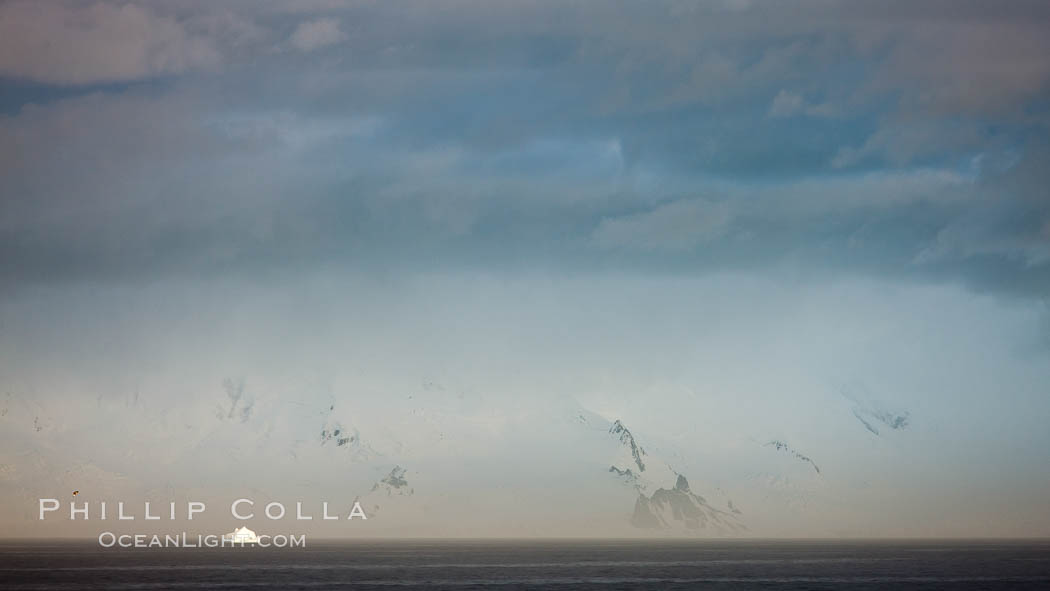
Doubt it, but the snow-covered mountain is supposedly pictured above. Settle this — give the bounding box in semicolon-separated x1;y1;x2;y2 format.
0;376;919;537
602;418;745;533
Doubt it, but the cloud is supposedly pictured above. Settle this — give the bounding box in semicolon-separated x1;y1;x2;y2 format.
913;146;1050;269
831;121;985;168
289;18;347;52
0;0;1048;302
0;1;220;85
768;90;841;119
592;199;731;252
868;19;1050;115
768;90;805;118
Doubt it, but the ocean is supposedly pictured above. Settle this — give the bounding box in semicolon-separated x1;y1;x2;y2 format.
2;539;1048;589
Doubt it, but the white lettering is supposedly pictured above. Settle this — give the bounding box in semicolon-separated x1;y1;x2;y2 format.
70;502;89;520
231;498;253;520
39;499;59;520
264;502;285;520
187;502;205;520
322;502;337;520
98;531;116;547
347;501;368;520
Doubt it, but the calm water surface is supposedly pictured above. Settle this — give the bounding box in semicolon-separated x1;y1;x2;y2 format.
2;539;1048;590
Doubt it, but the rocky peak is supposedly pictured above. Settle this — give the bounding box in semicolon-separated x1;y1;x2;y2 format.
609;419;646;472
675;474;690;492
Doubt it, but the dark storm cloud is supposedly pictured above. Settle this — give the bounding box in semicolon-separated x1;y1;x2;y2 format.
1;0;1048;297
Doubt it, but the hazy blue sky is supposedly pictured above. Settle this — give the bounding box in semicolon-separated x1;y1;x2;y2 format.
1;1;1049;537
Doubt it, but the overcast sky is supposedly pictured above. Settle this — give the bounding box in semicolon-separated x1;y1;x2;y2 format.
1;0;1048;292
1;1;1049;537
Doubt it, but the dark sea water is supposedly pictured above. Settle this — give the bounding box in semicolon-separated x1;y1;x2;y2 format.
2;539;1049;590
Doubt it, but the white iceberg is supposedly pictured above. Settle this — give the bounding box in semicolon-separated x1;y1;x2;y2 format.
222;526;260;544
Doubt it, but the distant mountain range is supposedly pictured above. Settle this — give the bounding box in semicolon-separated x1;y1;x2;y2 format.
0;378;911;537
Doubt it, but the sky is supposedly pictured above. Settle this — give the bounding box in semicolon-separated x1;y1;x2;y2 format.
1;1;1049;538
